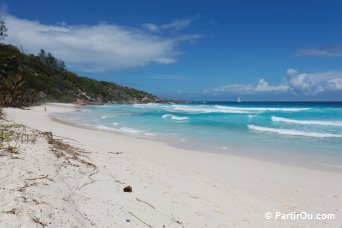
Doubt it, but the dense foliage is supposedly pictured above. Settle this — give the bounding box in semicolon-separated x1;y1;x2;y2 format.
0;44;161;106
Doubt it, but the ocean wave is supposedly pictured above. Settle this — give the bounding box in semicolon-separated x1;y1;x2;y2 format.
168;105;251;114
162;114;189;120
214;105;310;112
49;103;76;107
248;125;342;138
180;137;187;142
119;127;142;134
95;125;154;135
95;125;117;131
133;103;165;108
172;116;188;120
272;116;342;127
101;115;107;119
166;105;310;114
248;115;256;119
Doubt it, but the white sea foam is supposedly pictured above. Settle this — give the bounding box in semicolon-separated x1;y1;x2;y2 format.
119;127;142;134
162;114;189;120
168;105;251;114
101;115;107;119
144;132;157;136
166;105;309;114
133;103;165;108
48;103;76;107
248;125;342;138
180;138;187;142
112;122;119;125
248;115;256;119
214;105;310;112
96;125;116;131
161;114;171;118
272;116;342;127
95;125;151;135
171;116;188;120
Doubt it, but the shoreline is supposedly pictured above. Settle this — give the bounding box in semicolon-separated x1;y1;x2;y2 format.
53;114;342;174
51;104;342;173
3;103;342;227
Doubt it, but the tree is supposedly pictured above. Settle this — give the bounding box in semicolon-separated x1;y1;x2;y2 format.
1;56;19;77
37;49;66;71
38;49;46;62
0;75;27;107
0;20;8;41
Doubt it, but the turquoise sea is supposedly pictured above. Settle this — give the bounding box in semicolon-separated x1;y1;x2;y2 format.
53;102;342;171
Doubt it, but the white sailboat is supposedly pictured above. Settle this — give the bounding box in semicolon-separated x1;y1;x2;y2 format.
237;97;241;103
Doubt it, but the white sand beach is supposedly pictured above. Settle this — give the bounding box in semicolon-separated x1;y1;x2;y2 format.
1;103;341;227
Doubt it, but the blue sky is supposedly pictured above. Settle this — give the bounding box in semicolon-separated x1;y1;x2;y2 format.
1;0;342;101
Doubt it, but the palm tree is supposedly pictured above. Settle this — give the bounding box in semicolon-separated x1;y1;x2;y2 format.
0;75;27;107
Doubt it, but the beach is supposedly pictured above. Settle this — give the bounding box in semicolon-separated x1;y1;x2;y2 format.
1;103;341;227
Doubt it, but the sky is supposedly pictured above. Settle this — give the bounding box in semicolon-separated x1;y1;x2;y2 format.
1;0;342;101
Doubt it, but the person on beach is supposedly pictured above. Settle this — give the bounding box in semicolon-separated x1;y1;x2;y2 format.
44;107;47;112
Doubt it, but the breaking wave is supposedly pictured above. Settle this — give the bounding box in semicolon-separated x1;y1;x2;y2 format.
272;116;342;127
162;114;189;121
166;105;310;114
95;125;154;136
248;125;342;138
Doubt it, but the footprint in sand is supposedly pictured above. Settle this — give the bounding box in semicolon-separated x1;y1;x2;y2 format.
163;192;175;198
194;211;204;218
171;200;183;206
163;192;170;197
219;224;229;228
214;210;224;215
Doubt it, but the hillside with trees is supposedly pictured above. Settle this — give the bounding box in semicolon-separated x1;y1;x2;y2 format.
0;21;163;107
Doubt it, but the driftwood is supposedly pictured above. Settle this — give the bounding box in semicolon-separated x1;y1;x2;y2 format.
25;175;49;181
32;217;47;226
136;198;155;209
108;151;123;155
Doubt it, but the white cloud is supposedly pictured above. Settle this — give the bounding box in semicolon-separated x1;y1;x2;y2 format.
286;69;342;95
2;14;199;72
286;68;298;76
303;70;342;82
286;70;323;95
209;79;287;94
206;69;342;96
142;18;193;32
255;79;288;92
293;45;342;57
141;23;159;32
211;84;254;94
327;78;342;90
160;19;193;30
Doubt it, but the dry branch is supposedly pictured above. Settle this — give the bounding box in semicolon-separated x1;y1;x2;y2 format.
129;211;153;228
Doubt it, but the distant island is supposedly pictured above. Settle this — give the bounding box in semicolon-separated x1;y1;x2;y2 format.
0;43;168;107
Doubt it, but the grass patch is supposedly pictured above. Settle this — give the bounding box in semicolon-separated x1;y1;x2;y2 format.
0;115;38;155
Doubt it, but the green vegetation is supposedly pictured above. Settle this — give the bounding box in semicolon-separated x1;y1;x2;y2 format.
0;120;38;154
0;20;162;107
0;44;161;106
